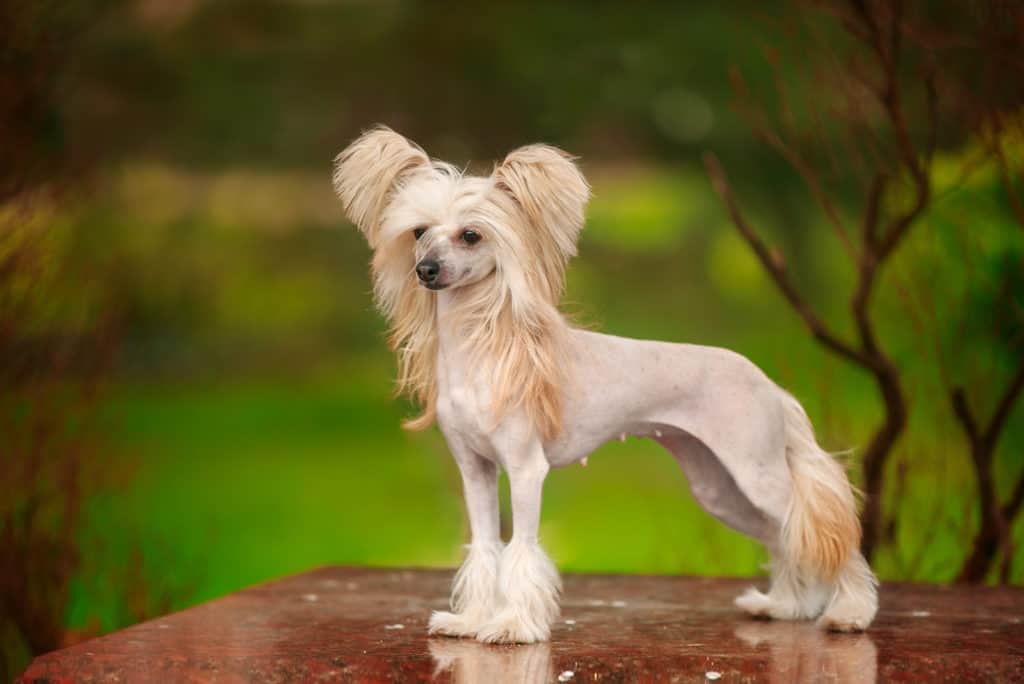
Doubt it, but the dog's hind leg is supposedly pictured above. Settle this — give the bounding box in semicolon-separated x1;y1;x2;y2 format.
816;549;877;632
737;394;878;630
736;546;876;632
654;427;828;619
429;448;503;638
476;443;561;644
734;554;832;621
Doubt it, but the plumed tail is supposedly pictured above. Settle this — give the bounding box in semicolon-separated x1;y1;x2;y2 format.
780;392;862;580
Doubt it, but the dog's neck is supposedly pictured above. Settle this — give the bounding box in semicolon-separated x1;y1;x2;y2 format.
434;288;460;359
432;286;481;399
428;278;569;440
431;276;498;352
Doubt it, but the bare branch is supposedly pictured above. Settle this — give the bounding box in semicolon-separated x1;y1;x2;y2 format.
953;357;1024;583
755;127;860;259
848;0;883;58
888;0;903;77
923;71;939;163
983;359;1024;450
704;153;872;369
1004;468;1024;523
875;81;931;262
1001;457;1024;582
951;387;981;450
863;172;887;248
993;134;1024;230
728;68;860;259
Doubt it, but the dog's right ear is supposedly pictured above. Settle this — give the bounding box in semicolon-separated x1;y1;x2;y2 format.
492;144;590;262
332;126;430;247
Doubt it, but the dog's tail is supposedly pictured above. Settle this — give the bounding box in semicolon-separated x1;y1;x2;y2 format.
779;391;861;579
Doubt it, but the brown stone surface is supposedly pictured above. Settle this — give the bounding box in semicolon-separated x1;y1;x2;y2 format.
17;566;1024;683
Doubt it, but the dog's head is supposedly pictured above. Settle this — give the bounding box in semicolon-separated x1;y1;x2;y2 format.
333;126;589;436
332;126;590;305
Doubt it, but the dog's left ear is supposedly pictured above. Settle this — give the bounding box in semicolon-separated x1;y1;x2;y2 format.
333;126;431;248
493;144;590;258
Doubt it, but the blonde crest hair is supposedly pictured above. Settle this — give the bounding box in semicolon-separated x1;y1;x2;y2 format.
333;127;590;440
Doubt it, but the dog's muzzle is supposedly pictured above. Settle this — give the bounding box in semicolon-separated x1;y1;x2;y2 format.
416;259;443;287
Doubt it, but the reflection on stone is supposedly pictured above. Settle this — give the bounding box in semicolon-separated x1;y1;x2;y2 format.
734;620;878;683
429;638;552;684
22;569;1024;682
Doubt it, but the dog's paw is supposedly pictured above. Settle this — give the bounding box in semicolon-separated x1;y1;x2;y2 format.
817;614;869;632
475;612;550;644
734;587;776;619
428;610;480;638
817;594;876;632
735;585;824;621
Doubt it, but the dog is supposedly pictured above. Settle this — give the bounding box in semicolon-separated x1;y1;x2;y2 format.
332;126;878;644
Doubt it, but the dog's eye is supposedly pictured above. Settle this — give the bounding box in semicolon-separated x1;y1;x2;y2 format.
413;226;428;240
460;229;481;245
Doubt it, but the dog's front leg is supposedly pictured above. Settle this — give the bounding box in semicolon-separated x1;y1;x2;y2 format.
477;443;561;644
429;448;502;638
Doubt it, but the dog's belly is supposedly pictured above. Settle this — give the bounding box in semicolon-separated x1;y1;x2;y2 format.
543;429;612;468
541;328;792;531
543;413;699;469
543;328;715;467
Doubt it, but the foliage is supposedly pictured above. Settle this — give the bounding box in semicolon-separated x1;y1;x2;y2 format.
0;201;117;680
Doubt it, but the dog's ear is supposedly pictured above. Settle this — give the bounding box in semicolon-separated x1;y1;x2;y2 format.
333;126;430;247
493;144;590;258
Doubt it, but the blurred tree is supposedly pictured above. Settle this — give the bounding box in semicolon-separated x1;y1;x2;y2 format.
0;1;120;201
1;1;128;679
706;0;1024;567
0;213;118;676
947;124;1024;582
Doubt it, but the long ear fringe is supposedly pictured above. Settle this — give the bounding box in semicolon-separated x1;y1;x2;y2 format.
493;144;590;263
450;274;571;442
333;126;437;430
481;144;587;439
371;241;438;431
332;125;429;247
492;312;567;442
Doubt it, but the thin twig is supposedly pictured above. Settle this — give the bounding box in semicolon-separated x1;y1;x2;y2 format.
729;68;860;260
704;153;871;368
951;387;981;449
992;133;1024;230
984;360;1024;450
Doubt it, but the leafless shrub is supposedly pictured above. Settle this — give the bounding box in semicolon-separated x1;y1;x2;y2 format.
705;0;1024;566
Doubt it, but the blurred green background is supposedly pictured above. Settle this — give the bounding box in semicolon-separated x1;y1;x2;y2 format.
3;0;1023;677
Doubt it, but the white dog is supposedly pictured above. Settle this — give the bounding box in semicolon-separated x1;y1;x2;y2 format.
332;126;878;644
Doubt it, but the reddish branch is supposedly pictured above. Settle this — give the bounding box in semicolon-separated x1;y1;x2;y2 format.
705;154;912;560
952;362;1024;582
703;0;942;562
705;156;870;370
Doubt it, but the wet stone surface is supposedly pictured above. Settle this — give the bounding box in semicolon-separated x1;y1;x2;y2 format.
18;567;1024;683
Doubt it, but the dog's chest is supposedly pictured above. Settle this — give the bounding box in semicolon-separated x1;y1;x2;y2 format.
437;385;495;453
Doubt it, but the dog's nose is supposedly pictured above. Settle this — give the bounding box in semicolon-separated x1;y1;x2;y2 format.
416;259;440;283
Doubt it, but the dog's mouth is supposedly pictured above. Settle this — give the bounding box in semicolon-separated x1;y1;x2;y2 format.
422;281;450;291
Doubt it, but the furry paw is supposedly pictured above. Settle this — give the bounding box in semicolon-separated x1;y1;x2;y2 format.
817;614;869;633
735;584;829;621
817;594;876;632
734;587;777;619
475;611;550;644
428;610;480;638
818;552;878;632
